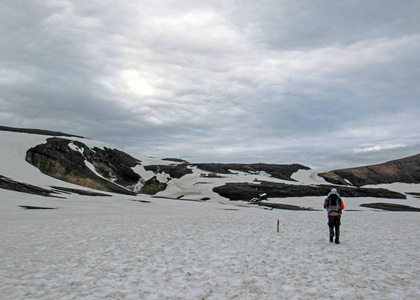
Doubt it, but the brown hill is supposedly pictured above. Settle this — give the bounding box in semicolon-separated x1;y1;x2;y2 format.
318;153;420;186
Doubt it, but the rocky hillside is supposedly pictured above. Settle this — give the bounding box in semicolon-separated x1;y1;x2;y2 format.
1;126;418;206
26;137;140;195
318;153;420;186
192;163;310;181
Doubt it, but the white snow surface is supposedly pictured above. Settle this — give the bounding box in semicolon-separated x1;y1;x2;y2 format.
1;130;420;299
1;193;419;299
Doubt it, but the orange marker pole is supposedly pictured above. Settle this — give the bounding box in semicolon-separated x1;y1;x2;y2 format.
277;220;279;233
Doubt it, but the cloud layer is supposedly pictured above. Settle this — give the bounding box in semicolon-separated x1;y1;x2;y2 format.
1;0;419;169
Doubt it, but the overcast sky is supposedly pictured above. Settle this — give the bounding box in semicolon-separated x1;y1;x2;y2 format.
1;0;419;169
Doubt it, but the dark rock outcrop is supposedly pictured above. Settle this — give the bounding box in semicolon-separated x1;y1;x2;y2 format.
213;181;406;201
407;192;420;198
360;203;420;212
0;125;84;138
319;153;420;186
84;146;141;186
192;163;310;181
19;205;57;210
25;138;139;195
51;186;112;197
253;202;316;211
144;164;193;179
163;158;189;163
0;175;62;198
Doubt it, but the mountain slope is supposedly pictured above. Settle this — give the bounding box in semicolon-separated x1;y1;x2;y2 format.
0;128;171;198
0;127;312;201
25;137;140;195
319;153;420;186
1;126;419;207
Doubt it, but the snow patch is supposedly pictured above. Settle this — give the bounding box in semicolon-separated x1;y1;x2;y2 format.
291;169;329;185
68;142;84;155
84;161;107;180
128;179;144;193
132;165;155;182
344;178;353;185
156;172;170;183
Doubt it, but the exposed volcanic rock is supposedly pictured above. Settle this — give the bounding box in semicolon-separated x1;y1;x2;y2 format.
0;125;84;138
25;138;139;195
50;186;112;197
213;182;406;201
162;158;189;163
319;153;420;186
144;164;193;179
192;163;310;181
360;203;420;212
0;175;62;198
84;146;141;186
254;202;316;211
19;205;57;210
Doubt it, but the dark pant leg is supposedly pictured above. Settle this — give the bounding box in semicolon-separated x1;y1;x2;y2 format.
328;216;335;237
335;223;340;240
334;216;341;242
328;215;341;238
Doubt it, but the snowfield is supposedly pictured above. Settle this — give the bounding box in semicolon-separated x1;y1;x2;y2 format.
1;130;420;299
1;192;419;299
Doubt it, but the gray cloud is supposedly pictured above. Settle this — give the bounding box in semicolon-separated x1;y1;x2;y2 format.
1;0;419;170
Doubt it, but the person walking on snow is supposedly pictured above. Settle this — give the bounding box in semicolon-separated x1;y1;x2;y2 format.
324;188;345;244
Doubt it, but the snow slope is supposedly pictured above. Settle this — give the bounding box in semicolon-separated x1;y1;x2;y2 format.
1;130;420;299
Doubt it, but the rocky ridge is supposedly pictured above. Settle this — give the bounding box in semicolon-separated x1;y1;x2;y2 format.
319;153;420;186
25;137;139;195
192;163;310;181
1;126;419;209
213;181;406;201
0;125;84;138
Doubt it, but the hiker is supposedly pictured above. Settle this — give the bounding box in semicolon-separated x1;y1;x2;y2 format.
323;188;345;244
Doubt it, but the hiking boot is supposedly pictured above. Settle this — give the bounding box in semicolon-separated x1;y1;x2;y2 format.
330;235;334;243
335;239;340;244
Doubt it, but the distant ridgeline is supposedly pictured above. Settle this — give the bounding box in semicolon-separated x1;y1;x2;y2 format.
318;153;420;186
0;125;84;138
1;125;418;204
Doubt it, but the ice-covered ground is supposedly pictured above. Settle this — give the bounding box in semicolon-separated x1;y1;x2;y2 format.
0;191;419;300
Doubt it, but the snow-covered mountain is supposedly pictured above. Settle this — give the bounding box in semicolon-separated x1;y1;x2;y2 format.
1;126;420;211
